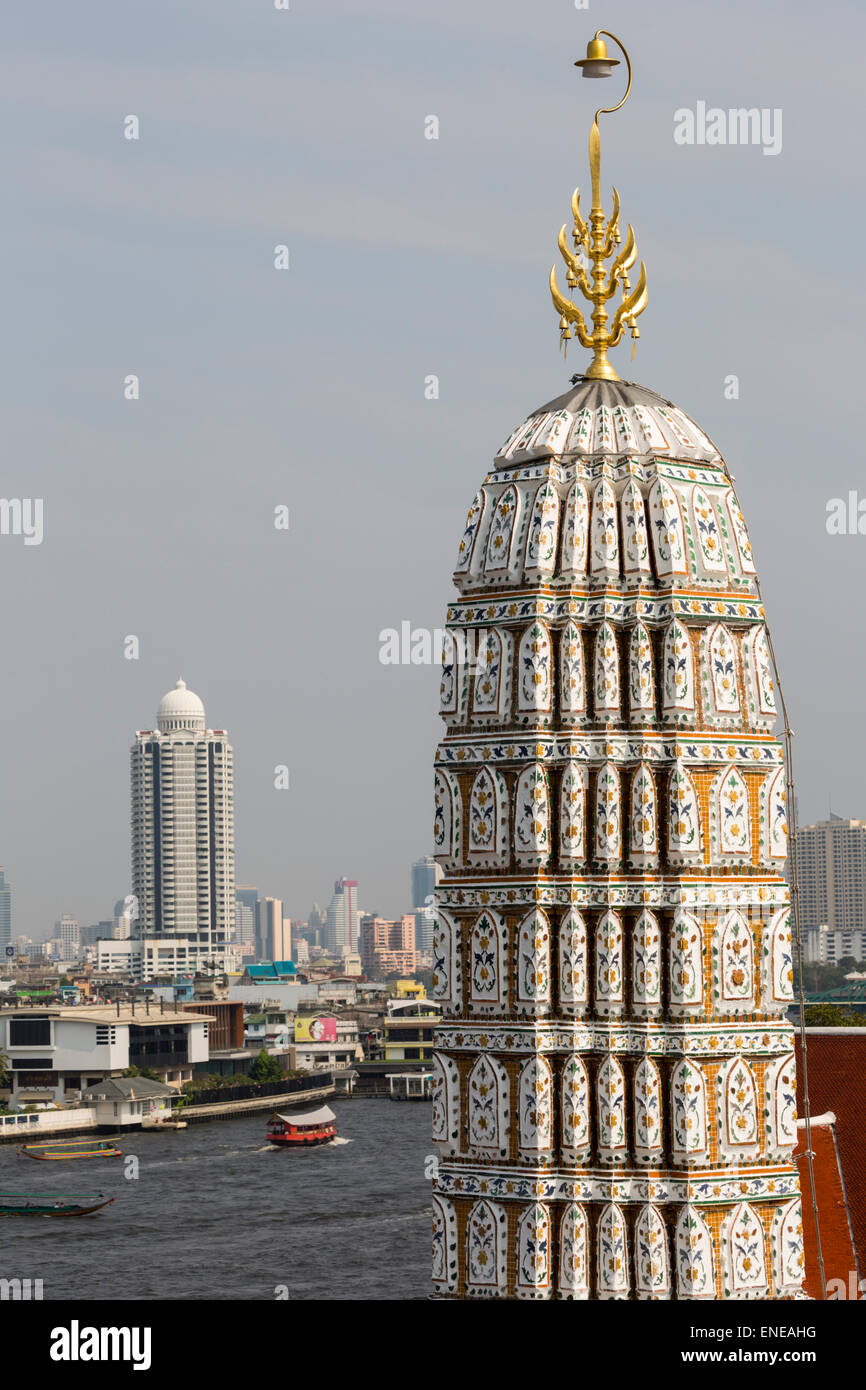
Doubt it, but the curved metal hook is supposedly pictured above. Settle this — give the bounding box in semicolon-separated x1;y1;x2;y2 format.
592;30;633;127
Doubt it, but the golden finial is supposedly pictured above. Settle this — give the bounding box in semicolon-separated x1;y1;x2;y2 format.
550;31;648;380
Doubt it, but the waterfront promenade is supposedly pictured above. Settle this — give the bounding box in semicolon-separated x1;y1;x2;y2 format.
0;1074;339;1143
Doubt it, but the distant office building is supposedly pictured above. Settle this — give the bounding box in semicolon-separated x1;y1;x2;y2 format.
304;903;326;950
797;816;866;935
360;914;417;976
415;907;437;953
325;879;359;957
411;857;440;951
113;895;139;937
235;885;258;949
805;924;866;966
278;915;293;962
130;678;235;973
0;869;11;951
95;936;221;983
299;923;322;951
56;915;81;961
113;911;133;940
411;855;440;912
255;897;287;961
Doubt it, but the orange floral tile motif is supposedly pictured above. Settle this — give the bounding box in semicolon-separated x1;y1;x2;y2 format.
431;377;801;1300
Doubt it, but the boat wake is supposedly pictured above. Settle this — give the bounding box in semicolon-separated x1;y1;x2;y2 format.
143;1148;254;1169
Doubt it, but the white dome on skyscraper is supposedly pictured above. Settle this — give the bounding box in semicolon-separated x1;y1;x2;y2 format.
157;678;206;733
132;677;234;975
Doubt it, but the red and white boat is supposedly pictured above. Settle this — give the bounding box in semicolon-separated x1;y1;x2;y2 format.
266;1106;337;1148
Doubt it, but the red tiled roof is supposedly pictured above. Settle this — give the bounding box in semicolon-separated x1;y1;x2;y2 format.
795;1032;866;1295
794;1117;858;1298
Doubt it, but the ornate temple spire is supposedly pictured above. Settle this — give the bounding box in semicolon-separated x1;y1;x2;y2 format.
431;29;804;1302
549;32;648;380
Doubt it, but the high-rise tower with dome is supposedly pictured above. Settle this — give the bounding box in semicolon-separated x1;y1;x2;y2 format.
430;33;804;1300
130;678;235;975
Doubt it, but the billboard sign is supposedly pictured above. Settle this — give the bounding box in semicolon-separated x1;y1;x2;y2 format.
294;1015;337;1044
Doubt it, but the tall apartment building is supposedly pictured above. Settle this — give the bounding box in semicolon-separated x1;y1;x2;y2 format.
130;678;235;974
234;884;258;949
277;915;292;962
55;915;81;961
255;896;277;959
360;914;417;976
0;869;11;952
796;815;866;934
325;878;359;957
255;896;291;961
113;910;133;940
411;855;441;911
411;857;442;952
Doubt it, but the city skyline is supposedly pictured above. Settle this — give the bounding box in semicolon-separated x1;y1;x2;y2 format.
1;0;865;948
2;669;434;941
12;764;866;948
4;860;428;948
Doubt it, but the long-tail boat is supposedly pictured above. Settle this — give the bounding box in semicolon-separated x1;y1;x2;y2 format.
266;1106;337;1148
17;1137;123;1161
0;1192;115;1217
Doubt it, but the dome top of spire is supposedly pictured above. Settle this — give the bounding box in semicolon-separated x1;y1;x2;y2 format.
494;376;721;467
157;677;206;733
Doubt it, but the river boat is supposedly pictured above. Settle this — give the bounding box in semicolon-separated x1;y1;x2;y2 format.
0;1192;115;1217
17;1137;123;1161
265;1106;337;1147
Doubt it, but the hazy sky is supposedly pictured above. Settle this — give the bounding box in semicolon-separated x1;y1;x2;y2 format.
1;0;864;938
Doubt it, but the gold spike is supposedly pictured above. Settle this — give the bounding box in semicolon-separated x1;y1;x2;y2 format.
571;189;589;249
604;186;621;255
610;223;636;281
549;31;647;379
558;225;590;297
549;267;593;350
609;261;648;346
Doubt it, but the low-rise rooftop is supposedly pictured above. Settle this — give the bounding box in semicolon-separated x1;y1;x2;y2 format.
82;1076;175;1101
0;1004;212;1026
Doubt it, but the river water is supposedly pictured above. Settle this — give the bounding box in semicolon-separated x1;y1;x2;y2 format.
0;1099;432;1300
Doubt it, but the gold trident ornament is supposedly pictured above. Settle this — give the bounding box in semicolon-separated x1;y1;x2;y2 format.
550;31;648;380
